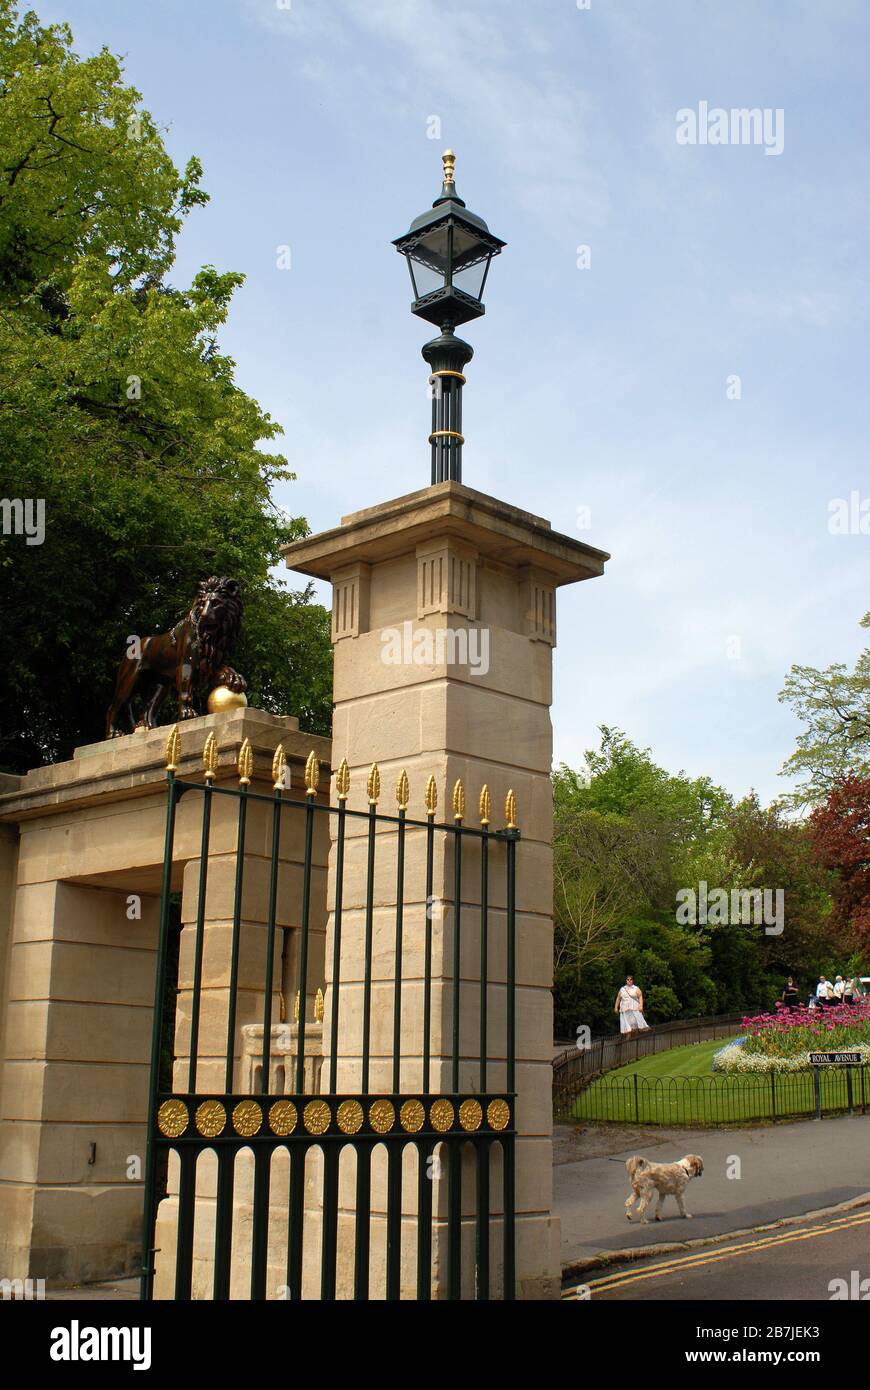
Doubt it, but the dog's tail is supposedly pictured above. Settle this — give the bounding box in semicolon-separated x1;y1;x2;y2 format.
625;1155;648;1180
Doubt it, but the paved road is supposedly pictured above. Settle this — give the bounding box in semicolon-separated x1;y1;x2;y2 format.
555;1112;870;1268
564;1207;870;1300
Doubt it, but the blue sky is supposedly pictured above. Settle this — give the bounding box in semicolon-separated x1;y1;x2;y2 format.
45;0;869;802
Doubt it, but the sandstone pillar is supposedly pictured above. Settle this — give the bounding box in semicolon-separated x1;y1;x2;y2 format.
284;480;607;1298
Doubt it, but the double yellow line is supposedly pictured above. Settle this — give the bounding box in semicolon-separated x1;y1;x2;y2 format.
564;1208;870;1297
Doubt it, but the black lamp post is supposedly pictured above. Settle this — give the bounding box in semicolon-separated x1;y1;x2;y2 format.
393;150;506;484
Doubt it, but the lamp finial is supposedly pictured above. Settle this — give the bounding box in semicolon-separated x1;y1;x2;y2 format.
442;148;456;186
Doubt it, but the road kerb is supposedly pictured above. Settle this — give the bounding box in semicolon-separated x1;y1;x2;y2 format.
561;1190;870;1283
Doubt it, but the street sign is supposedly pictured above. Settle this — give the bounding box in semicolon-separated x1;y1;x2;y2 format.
808;1051;865;1065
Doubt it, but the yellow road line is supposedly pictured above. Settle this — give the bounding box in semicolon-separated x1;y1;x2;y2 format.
566;1210;870;1297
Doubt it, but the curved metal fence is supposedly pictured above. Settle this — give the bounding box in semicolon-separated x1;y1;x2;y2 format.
552;1014;743;1116
559;1067;868;1127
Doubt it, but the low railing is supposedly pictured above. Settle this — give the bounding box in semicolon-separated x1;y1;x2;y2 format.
552;1013;742;1117
560;1068;869;1127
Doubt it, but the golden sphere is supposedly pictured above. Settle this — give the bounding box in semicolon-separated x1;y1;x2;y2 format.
207;685;248;714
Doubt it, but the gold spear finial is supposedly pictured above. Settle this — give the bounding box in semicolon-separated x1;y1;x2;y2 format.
425;775;438;817
164;725;180;773
479;784;491;826
442;148;456;185
202;731;218;782
314;987;325;1023
294;990;300;1023
304;750;319;796
453;778;465;822
396;769;409;811
336;757;350;800
367;762;381;806
237;737;253;786
505;788;517;830
272;742;286;791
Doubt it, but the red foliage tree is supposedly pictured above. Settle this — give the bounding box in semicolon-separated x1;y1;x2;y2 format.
809;774;870;940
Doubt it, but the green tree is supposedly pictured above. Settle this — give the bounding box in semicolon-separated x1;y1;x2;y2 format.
0;2;331;770
778;612;870;806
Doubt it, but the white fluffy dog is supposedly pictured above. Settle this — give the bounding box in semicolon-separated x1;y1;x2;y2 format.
624;1154;704;1223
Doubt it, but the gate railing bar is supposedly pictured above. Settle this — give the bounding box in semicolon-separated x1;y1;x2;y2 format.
295;752;318;1092
361;782;377;1094
328;764;349;1087
392;796;407;1094
140;749;182;1302
479;793;490;1093
224;748;251;1091
423;784;436;1093
452;780;464;1094
261;774;283;1093
188;755;214;1092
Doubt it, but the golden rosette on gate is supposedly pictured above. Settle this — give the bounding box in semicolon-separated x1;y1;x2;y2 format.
157;1099;188;1137
368;1099;395;1134
430;1099;455;1133
232;1101;263;1137
269;1100;297;1136
195;1100;227;1137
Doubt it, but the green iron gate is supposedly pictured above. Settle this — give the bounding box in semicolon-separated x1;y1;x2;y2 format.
140;726;519;1301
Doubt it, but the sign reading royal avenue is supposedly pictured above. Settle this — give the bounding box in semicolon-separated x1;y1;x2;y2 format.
807;1051;866;1066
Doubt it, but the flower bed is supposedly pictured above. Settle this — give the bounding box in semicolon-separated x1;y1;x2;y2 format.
712;1002;870;1074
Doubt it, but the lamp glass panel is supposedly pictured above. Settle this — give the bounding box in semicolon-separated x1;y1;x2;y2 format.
407;258;445;298
452;254;491;300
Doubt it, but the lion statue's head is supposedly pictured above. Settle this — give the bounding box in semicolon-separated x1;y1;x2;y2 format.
193;576;243;667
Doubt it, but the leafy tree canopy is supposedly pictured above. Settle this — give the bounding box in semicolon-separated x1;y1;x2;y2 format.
0;2;332;770
778;612;870;806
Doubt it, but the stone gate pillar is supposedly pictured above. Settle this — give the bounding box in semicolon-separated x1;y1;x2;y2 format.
284;480;607;1299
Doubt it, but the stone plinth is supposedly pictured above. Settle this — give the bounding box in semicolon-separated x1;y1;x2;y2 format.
284;480;608;1299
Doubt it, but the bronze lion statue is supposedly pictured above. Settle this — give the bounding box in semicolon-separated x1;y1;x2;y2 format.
105;576;247;737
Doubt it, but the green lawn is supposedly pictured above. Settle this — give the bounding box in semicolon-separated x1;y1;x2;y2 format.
605;1037;733;1081
569;1037;869;1127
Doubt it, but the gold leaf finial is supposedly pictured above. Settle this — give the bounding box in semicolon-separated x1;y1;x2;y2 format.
202;730;218;782
425;775;438;817
304;750;319;796
367;762;380;805
479;784;491;826
396;769;409;811
294;990;300;1023
442;148;456;185
165;725;180;773
336;757;350;800
237;737;253;786
452;778;465;822
314;987;324;1023
505;788;517;830
272;743;286;791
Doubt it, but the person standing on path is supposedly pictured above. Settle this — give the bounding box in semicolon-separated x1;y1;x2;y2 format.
614;975;649;1035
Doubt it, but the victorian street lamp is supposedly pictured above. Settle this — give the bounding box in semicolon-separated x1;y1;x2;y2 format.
393;149;506;484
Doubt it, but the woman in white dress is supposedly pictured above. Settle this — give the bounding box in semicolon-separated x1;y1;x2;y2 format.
614;975;649;1034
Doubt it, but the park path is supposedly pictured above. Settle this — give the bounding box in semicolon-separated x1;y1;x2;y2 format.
555;1112;870;1272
